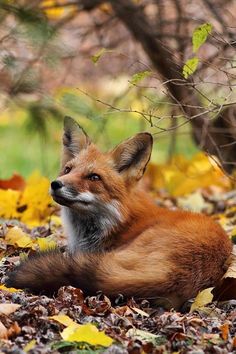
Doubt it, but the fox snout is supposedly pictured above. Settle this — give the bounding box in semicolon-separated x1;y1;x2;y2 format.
50;180;75;207
50;180;97;210
51;180;64;191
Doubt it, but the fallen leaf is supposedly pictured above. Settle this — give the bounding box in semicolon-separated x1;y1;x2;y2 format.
203;333;220;344
0;284;22;293
0;172;54;225
20;171;53;226
213;245;236;301
177;191;212;213
147;153;230;196
0;321;8;339
37;237;57;251
50;314;76;327
0;303;21;315
23;339;36;353
190;288;213;312
5;226;35;249
220;323;229;341
127;328;158;343
130;307;149;317
61;323;113;346
0;173;25;190
7;321;21;338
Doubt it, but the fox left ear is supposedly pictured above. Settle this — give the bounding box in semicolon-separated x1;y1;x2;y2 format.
62;116;91;166
110;132;153;183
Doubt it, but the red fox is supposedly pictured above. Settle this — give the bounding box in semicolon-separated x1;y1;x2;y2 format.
6;116;232;309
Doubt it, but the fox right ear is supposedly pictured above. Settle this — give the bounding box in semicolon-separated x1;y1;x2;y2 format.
62;116;91;166
110;132;153;184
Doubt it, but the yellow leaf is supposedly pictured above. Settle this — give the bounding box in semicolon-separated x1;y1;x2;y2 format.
0;189;20;219
0;284;22;293
23;339;36;353
5;227;35;249
37;237;57;251
147;152;230;196
50;215;62;226
20;171;53;226
61;323;113;346
50;314;76;327
190;288;213;312
0;171;53;226
177;191;212;213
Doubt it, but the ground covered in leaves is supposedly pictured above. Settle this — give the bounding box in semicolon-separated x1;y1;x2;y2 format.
0;155;236;353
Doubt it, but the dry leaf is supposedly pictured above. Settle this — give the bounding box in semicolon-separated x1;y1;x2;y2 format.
212;245;236;301
127;328;158;343
0;284;22;293
23;339;36;353
50;314;76;327
177;191;211;212
190;288;213;312
7;322;21;338
130;307;149;317
0;303;21;315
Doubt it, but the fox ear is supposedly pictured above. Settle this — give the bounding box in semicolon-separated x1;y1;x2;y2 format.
62;116;91;166
110;132;153;183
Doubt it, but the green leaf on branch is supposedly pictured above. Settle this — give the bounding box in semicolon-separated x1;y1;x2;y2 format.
91;48;111;64
129;70;152;86
192;23;212;53
182;57;199;79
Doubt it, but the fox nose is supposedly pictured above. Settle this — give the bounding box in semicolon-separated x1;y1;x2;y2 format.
51;180;64;190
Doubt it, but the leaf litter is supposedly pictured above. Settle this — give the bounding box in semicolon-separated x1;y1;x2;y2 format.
0;160;236;353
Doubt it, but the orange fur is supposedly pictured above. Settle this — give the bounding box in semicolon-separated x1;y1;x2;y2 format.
6;117;232;309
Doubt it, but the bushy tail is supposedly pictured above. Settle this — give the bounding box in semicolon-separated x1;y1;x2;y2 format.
6;244;229;309
6;250;73;295
6;247;171;300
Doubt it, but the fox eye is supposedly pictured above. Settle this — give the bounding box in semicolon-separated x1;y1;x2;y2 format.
64;166;71;174
87;173;101;181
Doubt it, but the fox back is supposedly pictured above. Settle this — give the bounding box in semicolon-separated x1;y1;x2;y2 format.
6;117;232;309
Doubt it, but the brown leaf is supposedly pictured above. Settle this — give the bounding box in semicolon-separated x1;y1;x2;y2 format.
212;245;236;301
0;174;25;191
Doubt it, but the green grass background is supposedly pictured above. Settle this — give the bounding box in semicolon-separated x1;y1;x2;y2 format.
0;90;198;180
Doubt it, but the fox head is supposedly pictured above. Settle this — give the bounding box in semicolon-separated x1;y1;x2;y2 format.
50;116;153;216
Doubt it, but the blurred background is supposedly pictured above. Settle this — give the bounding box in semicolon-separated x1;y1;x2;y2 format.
0;0;235;179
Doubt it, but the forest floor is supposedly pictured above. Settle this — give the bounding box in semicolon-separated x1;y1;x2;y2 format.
0;160;236;353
